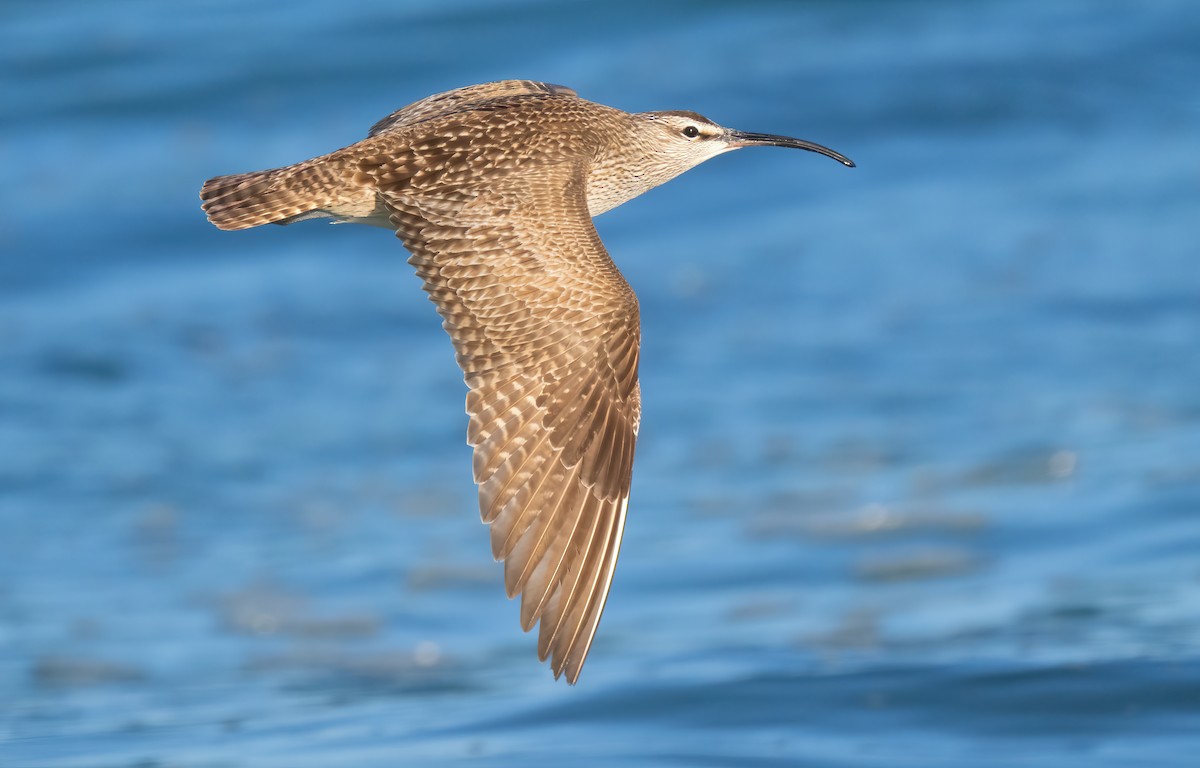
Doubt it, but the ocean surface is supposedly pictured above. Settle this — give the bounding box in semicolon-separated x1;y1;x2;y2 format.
2;0;1199;765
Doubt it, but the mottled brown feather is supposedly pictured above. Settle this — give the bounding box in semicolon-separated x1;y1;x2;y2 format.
350;102;640;682
367;80;578;137
198;78;851;684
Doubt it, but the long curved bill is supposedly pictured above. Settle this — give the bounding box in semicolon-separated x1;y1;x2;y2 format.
727;130;855;168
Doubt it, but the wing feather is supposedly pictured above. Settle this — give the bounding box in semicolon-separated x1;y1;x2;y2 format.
367;80;578;136
369;143;639;683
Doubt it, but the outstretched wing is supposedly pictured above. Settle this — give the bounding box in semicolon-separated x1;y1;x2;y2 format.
368;151;639;684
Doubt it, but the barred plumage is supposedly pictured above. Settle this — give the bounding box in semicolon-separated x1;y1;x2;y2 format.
199;80;852;684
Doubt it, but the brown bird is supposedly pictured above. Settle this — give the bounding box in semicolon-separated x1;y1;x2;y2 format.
200;80;853;683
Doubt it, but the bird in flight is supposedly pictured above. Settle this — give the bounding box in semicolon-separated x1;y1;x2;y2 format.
200;80;853;683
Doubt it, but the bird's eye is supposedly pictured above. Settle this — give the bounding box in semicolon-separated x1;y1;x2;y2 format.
682;125;700;138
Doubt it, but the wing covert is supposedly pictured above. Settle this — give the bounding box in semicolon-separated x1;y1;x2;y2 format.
368;80;579;136
371;156;639;683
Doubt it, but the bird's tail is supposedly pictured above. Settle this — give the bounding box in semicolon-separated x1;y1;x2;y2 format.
200;159;343;231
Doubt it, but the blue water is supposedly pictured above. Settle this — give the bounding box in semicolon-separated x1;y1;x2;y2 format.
3;0;1199;765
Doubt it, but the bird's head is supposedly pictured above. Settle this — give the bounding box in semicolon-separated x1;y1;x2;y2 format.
585;108;853;215
639;109;854;171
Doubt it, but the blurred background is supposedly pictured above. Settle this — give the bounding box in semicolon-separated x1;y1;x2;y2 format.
2;0;1198;765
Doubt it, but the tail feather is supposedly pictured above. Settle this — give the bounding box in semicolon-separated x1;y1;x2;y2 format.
200;161;343;231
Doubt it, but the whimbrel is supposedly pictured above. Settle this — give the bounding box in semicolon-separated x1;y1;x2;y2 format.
200;80;853;683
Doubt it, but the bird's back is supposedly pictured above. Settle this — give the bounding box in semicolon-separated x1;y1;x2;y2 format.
200;81;617;231
366;80;581;136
